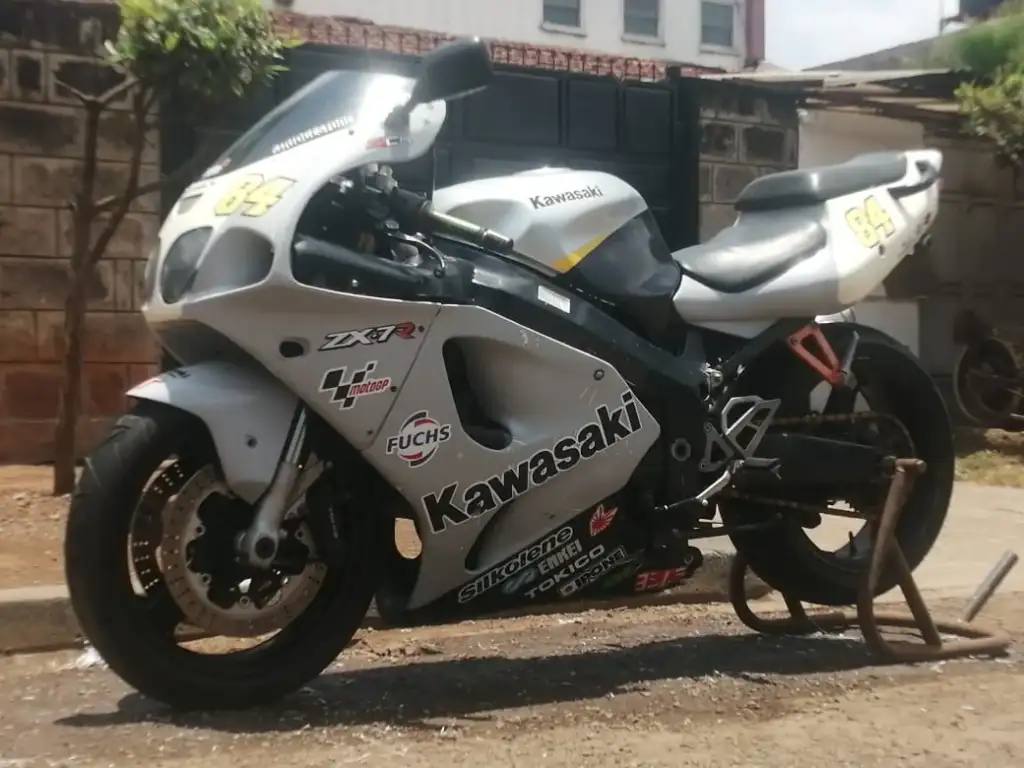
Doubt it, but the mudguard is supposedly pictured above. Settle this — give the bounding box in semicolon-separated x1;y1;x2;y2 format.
127;361;298;504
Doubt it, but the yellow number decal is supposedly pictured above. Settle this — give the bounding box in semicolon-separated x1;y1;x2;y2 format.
844;195;896;248
213;175;295;217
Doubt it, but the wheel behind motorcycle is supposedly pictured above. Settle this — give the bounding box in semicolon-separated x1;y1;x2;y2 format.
952;337;1022;429
64;401;388;710
719;326;955;607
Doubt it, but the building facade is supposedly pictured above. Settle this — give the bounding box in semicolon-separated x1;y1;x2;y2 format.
267;0;763;71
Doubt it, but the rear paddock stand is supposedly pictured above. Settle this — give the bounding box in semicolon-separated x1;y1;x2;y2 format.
728;458;1018;662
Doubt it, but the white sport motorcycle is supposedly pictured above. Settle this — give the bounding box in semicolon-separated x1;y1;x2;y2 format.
65;39;953;709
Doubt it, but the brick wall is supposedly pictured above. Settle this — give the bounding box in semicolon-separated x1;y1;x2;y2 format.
697;84;799;241
0;1;160;464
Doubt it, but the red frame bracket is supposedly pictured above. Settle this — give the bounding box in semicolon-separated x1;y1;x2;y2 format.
786;324;842;385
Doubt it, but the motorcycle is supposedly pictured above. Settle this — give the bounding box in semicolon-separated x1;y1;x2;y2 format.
65;38;954;710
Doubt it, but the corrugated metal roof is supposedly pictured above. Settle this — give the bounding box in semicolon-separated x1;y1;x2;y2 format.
699;69;966;123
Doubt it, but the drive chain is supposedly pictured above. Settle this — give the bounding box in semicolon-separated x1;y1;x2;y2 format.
717;410;911;519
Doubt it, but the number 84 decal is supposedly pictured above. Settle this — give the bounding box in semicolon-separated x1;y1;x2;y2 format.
213;174;296;218
844;194;896;248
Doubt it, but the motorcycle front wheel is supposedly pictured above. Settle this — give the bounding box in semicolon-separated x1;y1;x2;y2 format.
64;400;386;710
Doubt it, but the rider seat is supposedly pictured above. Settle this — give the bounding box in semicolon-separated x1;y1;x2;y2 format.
673;218;827;294
735;152;908;213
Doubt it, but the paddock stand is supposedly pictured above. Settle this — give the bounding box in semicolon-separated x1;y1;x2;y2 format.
728;458;1019;663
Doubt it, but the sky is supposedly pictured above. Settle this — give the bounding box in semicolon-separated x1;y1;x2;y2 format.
766;0;957;70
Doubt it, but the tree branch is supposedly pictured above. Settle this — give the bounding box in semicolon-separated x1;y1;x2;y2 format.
53;74;139;108
85;90;148;269
93;139;221;215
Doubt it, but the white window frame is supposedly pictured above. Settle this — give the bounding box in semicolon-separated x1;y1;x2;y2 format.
700;0;737;52
541;0;586;37
622;0;664;46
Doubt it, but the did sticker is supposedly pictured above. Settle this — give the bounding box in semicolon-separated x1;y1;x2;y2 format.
386;410;452;468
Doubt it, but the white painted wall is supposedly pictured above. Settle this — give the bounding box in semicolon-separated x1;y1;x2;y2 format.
268;0;747;70
799;110;926;356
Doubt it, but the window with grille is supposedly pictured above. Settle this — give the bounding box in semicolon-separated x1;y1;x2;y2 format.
624;0;659;38
543;0;581;27
701;1;734;47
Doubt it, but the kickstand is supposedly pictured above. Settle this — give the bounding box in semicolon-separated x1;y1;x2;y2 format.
729;458;1018;662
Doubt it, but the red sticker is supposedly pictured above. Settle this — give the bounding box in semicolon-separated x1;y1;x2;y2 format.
589;504;618;536
634;567;687;593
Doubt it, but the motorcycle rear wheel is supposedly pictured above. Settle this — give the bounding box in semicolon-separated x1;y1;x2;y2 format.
719;325;955;607
64;400;386;710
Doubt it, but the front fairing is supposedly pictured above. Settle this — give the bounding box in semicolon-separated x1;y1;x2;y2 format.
144;71;447;318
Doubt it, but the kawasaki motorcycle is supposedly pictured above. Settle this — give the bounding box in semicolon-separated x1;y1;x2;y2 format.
65;38;953;710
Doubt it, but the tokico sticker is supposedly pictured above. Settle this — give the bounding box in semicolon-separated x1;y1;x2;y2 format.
319;322;417;351
458;525;573;603
319;361;391;410
386;411;452;468
422;390;642;534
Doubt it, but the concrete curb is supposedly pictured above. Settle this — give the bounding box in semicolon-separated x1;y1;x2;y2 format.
0;551;770;655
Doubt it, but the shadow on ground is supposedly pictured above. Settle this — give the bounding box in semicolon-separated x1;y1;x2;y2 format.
56;629;874;732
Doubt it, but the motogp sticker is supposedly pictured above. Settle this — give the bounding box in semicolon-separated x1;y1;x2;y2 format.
319;361;391;410
386;410;452;468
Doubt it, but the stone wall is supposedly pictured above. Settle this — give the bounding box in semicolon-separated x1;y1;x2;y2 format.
0;1;160;464
697;83;799;241
917;131;1024;381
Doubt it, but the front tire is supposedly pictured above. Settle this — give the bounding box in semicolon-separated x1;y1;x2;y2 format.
65;401;386;710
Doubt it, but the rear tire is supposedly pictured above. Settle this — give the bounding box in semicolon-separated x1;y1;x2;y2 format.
65;400;386;710
719;325;955;607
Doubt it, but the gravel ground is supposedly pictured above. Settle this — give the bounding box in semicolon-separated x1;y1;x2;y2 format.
0;595;1020;767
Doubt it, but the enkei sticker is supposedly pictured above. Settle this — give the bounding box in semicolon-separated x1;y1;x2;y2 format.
319;361;391;410
319;322;417;351
523;543;607;599
589;504;617;536
422;390;642;534
457;525;573;603
386;411;452;468
558;546;629;598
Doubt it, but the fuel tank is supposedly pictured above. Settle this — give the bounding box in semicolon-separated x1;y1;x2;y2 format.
431;168;648;273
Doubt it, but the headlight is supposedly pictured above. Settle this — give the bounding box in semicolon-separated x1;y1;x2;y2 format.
159;227;212;304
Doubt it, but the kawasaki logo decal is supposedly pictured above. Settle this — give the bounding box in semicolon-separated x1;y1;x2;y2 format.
530;185;603;209
422;391;642;534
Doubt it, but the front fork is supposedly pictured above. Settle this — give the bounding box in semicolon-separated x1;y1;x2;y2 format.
236;405;309;568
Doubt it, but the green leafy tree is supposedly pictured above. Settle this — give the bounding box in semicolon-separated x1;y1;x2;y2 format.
52;0;293;495
953;0;1024;166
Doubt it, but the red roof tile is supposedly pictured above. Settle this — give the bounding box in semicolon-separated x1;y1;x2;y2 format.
270;11;722;82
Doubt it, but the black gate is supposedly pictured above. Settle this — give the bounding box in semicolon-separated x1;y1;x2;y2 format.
161;44;700;250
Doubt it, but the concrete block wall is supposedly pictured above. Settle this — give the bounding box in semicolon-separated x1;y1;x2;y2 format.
0;2;161;464
697;85;799;241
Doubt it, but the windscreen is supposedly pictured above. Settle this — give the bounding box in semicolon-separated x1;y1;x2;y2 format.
200;70;416;179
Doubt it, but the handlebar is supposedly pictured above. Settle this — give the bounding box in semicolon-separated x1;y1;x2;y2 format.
389;188;515;254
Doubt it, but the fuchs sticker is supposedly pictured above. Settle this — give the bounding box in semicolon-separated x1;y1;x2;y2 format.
458;525;573;603
422;390;642;534
558;546;629;598
319;361;391;410
319;322;417;351
386;411;452;468
589;504;617;536
530;185;603;210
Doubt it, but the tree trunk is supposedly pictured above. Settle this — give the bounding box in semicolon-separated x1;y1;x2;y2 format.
52;273;88;495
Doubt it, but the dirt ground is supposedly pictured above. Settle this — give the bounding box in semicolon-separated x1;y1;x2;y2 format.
0;594;1020;766
955;427;1024;486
